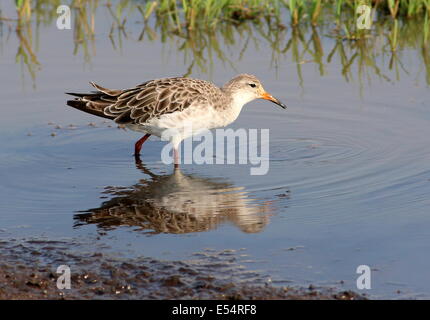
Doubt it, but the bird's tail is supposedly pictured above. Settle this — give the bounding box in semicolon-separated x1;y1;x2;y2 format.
66;82;122;120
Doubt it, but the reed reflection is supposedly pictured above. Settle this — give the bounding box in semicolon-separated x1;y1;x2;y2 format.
2;1;429;87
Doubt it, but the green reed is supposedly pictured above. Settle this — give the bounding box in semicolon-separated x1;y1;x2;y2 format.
10;0;430;30
2;0;430;87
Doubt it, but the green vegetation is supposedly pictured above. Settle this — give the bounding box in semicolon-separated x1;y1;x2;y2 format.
12;1;430;28
8;1;430;38
1;0;430;87
125;0;429;29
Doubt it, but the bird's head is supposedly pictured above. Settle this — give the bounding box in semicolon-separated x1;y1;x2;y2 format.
223;74;287;109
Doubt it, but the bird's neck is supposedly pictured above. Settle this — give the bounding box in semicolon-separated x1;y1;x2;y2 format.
220;94;248;125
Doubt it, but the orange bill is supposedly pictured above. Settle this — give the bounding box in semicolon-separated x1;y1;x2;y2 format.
261;92;287;109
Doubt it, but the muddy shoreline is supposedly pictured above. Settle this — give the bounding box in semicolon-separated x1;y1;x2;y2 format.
0;239;365;300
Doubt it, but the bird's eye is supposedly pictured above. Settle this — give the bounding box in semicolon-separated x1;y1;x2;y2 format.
249;83;256;88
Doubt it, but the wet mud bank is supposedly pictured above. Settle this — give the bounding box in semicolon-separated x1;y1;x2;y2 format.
0;239;364;300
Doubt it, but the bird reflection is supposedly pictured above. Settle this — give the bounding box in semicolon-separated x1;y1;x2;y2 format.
74;162;273;234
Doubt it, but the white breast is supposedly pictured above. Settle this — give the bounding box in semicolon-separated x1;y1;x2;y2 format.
125;96;248;148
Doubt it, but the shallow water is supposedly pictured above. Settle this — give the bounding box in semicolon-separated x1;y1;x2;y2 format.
1;2;430;298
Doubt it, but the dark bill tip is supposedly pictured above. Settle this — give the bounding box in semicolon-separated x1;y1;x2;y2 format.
263;93;287;109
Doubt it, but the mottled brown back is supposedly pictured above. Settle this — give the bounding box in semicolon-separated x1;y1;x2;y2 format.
67;77;226;125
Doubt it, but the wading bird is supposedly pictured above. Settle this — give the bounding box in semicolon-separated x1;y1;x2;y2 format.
66;74;286;168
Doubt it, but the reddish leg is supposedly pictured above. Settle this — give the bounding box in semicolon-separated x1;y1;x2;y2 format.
173;147;180;169
134;134;151;156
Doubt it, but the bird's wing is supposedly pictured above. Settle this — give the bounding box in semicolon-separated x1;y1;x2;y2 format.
98;78;218;125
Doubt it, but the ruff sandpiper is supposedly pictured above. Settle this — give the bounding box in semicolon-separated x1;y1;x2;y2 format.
66;74;286;168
